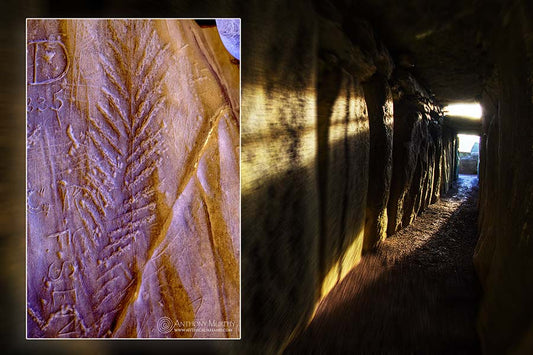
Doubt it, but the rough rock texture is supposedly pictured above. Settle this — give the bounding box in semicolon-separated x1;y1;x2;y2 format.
240;6;380;352
10;0;533;354
240;5;459;352
474;1;533;353
316;54;369;300
459;157;478;175
215;19;240;60
362;74;394;251
341;0;493;105
286;175;481;354
240;3;320;353
26;19;240;338
440;129;459;196
387;70;456;236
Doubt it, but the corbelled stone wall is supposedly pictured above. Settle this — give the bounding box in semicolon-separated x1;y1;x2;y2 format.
387;70;457;236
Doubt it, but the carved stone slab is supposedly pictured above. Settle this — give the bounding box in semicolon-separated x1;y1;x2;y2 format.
26;19;240;338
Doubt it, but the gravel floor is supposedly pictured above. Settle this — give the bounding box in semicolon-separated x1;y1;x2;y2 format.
285;175;482;354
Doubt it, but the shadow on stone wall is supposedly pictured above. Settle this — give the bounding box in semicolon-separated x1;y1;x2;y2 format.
242;127;370;353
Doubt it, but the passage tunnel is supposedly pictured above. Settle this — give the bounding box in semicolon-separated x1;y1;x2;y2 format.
237;0;533;354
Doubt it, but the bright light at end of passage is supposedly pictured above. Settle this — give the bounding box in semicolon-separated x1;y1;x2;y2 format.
444;103;482;119
458;134;480;152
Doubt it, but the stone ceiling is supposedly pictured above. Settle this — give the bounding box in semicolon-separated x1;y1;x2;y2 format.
353;0;502;105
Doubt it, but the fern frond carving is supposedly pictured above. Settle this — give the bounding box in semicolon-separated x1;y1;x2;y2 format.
76;20;170;336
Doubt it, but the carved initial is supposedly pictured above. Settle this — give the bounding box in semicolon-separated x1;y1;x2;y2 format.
28;38;70;85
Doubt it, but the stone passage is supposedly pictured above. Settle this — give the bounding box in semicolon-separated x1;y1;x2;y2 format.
26;19;240;338
285;175;481;354
239;6;458;352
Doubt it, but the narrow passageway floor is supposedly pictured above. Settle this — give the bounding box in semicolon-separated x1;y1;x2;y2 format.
285;175;481;354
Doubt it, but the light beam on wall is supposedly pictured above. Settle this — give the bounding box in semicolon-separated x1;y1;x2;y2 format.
444;103;482;119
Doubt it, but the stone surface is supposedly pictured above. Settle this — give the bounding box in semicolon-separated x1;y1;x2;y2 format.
16;0;532;353
362;74;393;251
474;1;533;353
215;19;240;60
316;55;369;299
6;0;533;354
26;19;240;338
318;17;376;81
458;157;478;175
240;6;460;352
342;0;493;104
386;70;456;236
241;6;374;352
286;176;481;354
240;3;320;353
